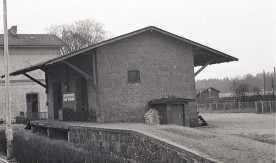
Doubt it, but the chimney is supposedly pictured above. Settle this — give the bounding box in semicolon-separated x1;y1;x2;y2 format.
8;26;17;36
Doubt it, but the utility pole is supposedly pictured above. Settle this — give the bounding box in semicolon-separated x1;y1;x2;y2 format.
273;67;276;95
263;70;265;100
3;0;13;160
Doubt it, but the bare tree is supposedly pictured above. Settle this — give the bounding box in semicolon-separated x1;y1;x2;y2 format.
251;86;262;99
231;80;249;101
47;19;108;55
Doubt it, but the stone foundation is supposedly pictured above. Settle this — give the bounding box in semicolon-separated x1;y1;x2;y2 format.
68;126;217;163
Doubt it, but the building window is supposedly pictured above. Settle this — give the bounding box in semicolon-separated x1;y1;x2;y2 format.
26;93;39;113
128;70;140;83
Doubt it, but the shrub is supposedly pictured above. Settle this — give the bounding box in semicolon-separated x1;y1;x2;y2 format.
0;126;124;162
0;129;6;155
0;125;25;155
13;130;89;162
12;130;120;163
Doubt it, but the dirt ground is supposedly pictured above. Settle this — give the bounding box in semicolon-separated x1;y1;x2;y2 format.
198;113;276;145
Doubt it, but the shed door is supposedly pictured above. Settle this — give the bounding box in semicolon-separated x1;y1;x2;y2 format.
171;104;184;126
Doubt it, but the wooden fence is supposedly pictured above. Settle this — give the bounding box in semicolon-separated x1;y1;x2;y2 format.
197;101;276;113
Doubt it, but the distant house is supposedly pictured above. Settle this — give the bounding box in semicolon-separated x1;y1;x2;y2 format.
0;26;65;120
8;26;238;127
196;87;220;103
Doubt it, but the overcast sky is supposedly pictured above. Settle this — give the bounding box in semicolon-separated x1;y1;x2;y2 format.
0;0;275;80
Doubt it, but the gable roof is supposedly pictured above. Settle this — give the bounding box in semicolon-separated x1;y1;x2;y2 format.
196;87;220;96
0;34;66;47
8;26;238;76
206;87;220;92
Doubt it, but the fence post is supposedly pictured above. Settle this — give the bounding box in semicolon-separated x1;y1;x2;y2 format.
255;102;258;113
269;101;272;113
261;101;264;114
215;103;217;110
210;103;212;113
223;103;226;112
239;101;241;112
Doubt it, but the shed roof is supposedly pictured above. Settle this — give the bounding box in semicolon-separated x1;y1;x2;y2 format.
0;34;66;47
7;26;238;76
149;97;196;105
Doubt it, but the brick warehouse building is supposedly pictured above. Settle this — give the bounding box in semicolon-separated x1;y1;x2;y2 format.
8;26;238;126
0;26;65;120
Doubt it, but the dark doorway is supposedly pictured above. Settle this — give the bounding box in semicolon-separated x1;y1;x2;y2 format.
171;104;184;126
53;83;62;119
26;93;38;118
75;77;88;109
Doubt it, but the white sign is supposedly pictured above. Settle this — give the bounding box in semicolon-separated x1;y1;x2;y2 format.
63;93;75;101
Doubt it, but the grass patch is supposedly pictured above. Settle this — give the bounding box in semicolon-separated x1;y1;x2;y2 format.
11;129;121;163
0;125;25;155
0;124;122;162
0;129;6;155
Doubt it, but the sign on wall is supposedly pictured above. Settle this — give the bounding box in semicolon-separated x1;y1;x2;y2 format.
63;93;75;101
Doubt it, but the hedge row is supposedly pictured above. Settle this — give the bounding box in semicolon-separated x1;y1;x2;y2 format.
0;128;126;163
0;125;24;155
0;129;7;155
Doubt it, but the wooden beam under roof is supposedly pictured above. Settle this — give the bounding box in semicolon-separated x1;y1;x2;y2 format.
62;60;94;82
194;58;215;76
23;73;46;88
40;68;68;89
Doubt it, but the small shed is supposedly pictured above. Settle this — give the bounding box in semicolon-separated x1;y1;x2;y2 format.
148;97;196;126
196;87;220;103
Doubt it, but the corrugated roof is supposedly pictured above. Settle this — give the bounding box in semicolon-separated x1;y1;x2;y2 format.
0;34;66;47
7;26;238;77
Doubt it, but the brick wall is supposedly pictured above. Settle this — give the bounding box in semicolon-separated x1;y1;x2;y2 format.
96;31;196;124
